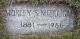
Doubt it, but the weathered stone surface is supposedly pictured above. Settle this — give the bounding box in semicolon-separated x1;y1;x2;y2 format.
5;4;75;35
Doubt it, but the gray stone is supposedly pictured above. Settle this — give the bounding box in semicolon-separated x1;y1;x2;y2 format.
5;4;75;35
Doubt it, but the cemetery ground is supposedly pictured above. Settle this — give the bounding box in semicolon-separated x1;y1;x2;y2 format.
0;0;80;39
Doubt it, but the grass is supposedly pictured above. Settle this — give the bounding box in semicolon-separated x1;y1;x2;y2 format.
0;0;4;8
0;31;80;39
0;0;80;39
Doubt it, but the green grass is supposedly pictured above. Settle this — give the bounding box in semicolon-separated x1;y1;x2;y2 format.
0;0;3;8
0;0;80;39
0;31;80;39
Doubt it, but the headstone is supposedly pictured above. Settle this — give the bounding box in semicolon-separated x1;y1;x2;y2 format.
5;4;75;35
